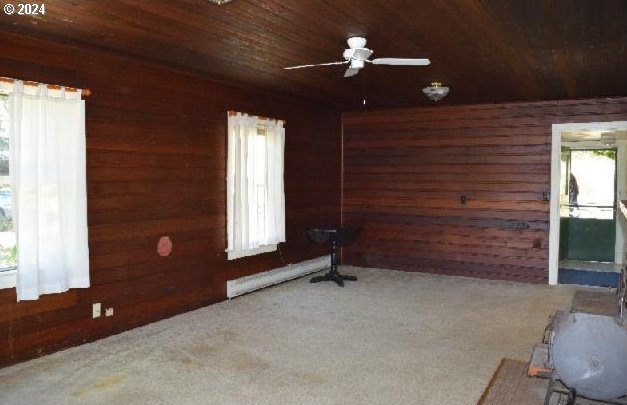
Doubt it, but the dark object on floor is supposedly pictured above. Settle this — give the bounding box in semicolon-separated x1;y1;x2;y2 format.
528;345;627;405
527;283;627;404
305;228;362;287
550;311;627;401
571;290;619;318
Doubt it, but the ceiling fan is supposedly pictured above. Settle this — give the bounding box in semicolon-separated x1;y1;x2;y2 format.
284;36;430;78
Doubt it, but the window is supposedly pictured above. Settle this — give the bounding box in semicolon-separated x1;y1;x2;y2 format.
0;94;17;288
0;79;89;300
226;112;286;260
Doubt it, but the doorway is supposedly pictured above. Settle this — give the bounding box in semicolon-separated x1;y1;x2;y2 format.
549;121;627;286
558;147;618;286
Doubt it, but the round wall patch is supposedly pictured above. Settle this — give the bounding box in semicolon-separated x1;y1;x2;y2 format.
157;236;172;257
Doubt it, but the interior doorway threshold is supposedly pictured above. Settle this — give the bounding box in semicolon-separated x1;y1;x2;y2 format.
559;259;619;273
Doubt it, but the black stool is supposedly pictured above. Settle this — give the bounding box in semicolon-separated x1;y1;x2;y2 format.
306;228;361;287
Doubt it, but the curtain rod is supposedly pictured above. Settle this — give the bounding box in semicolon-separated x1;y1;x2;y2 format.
228;110;285;124
0;77;92;97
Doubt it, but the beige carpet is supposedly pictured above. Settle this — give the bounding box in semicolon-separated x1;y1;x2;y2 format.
0;266;577;405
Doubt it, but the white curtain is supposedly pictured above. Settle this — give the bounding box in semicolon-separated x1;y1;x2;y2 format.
226;112;285;257
6;80;89;301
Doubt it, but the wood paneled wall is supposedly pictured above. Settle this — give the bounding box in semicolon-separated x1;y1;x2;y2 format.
0;32;341;367
343;98;627;282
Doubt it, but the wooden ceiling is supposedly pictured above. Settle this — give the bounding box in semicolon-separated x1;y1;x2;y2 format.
1;0;626;109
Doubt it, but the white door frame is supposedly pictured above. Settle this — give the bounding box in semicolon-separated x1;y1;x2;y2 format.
549;121;627;285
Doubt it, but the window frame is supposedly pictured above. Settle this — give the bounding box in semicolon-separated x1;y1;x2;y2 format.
227;244;277;261
0;269;16;288
0;91;16;288
225;112;285;261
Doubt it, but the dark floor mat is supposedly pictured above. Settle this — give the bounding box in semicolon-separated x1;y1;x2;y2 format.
558;269;619;288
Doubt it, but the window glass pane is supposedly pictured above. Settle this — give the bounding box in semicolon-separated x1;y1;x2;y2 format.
569;149;616;220
0;94;16;271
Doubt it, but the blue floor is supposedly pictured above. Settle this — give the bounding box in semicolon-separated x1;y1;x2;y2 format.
558;269;620;288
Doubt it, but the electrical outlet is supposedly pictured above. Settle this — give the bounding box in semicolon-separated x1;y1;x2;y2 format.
105;307;114;317
92;303;101;318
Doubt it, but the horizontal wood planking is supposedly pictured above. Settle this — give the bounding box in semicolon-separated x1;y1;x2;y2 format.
342;98;627;282
0;31;341;367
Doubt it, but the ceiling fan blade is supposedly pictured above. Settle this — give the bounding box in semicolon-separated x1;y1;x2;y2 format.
344;67;360;78
284;61;348;70
371;58;431;66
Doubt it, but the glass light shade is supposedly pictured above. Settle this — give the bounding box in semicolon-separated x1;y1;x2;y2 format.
422;81;450;101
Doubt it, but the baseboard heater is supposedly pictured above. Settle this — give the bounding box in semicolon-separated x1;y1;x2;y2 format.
226;255;329;298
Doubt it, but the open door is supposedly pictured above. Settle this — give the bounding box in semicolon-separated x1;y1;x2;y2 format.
559;148;618;286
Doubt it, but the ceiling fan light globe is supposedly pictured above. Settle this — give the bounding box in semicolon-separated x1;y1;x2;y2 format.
344;67;359;78
422;84;450;101
352;48;373;61
350;60;365;69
